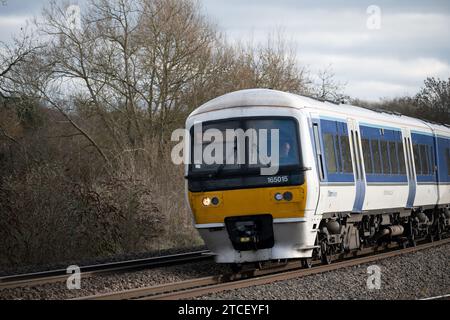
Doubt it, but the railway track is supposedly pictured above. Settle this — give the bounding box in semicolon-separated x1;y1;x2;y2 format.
421;293;450;300
0;250;213;290
76;238;450;300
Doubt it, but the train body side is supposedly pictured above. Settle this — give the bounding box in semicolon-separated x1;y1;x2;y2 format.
184;89;450;264
302;103;450;219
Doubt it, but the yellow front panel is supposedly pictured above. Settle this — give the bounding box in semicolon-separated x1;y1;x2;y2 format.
189;184;307;225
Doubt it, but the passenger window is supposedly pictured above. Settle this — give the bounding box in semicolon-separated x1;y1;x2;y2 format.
334;135;342;172
362;138;373;174
389;141;399;175
430;145;435;175
324;133;338;174
371;140;382;174
420;145;429;175
397;142;406;175
381;140;390;174
447;148;450;176
340;135;353;173
413;144;421;175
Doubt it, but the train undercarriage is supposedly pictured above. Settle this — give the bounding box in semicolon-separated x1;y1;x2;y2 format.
230;206;450;272
308;205;450;268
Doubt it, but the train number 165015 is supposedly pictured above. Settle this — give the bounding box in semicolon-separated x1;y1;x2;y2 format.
267;176;288;184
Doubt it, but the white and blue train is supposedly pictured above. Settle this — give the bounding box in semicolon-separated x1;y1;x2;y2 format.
185;89;450;267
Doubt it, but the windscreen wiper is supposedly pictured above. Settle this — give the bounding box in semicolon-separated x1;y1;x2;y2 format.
185;164;226;180
209;163;226;178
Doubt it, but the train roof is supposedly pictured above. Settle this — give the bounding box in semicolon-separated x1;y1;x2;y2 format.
189;89;450;136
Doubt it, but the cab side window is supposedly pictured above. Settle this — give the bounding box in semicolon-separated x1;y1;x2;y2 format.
324;133;338;174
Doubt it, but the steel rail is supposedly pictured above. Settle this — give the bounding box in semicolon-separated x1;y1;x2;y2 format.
76;238;450;300
0;250;213;289
420;293;450;300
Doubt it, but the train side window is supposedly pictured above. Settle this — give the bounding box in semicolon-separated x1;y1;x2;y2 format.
340;135;353;173
324;133;338;174
334;135;342;172
362;138;373;174
380;140;390;175
313;124;325;180
430;145;435;174
446;148;450;176
371;139;382;174
420;144;429;175
413;144;422;175
426;145;430;174
389;141;399;175
397;141;406;175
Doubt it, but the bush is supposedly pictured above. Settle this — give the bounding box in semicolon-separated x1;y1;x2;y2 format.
0;160;202;269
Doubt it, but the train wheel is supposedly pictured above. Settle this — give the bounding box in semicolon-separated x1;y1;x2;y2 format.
400;239;408;249
230;264;242;273
320;241;332;265
436;218;443;241
301;258;313;269
408;220;417;247
410;232;417;247
437;225;442;241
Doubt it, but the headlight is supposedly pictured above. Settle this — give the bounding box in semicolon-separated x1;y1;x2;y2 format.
274;193;283;201
202;197;220;206
202;197;212;206
283;192;293;201
211;197;220;205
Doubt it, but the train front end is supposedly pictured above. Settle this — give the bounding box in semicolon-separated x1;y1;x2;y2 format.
184;90;319;265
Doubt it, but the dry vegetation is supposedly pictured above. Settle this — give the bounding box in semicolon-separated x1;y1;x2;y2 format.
0;0;448;270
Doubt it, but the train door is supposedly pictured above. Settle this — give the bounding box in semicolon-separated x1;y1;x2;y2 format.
402;129;417;208
433;132;440;205
348;119;366;213
310;114;323;215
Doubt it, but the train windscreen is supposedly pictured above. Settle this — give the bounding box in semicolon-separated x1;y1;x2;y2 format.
187;117;303;192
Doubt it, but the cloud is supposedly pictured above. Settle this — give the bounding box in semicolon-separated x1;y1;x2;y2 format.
0;15;30;27
0;15;31;42
213;6;450;59
302;54;450;82
1;0;448;101
203;1;450;100
348;81;418;101
303;53;450;100
0;0;47;15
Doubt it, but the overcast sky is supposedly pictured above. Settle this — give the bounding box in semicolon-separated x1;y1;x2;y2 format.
1;0;449;101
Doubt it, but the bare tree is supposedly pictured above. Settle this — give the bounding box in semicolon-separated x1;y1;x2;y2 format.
223;32;311;94
37;0;219;155
313;65;348;103
0;28;45;168
415;77;450;124
137;0;217;146
0;29;38;100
